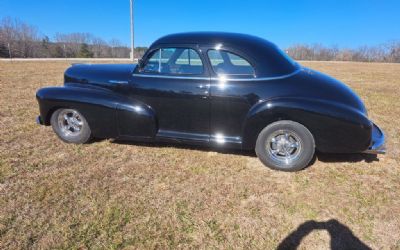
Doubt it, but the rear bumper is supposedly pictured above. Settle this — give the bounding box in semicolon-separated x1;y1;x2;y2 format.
36;115;44;125
363;123;386;154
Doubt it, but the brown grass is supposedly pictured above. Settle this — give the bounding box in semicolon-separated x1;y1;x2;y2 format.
0;61;399;249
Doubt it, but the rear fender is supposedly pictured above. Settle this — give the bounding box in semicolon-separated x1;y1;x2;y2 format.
242;97;372;153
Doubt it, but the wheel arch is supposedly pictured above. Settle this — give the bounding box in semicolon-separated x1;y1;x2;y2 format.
44;106;63;125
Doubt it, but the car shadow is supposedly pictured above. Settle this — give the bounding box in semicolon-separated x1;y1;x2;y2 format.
316;152;379;163
111;139;257;157
109;139;379;165
277;219;372;250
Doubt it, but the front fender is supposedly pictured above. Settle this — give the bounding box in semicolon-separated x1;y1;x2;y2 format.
242;97;372;153
36;86;157;139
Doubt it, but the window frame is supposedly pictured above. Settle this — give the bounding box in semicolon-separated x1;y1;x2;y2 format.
139;46;206;76
206;48;257;78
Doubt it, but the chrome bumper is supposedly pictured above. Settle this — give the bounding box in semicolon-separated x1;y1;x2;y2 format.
36;115;44;125
363;123;386;154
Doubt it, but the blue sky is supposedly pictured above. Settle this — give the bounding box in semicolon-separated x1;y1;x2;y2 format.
0;0;399;48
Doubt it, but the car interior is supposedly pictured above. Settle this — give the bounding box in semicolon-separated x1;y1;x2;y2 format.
143;48;255;76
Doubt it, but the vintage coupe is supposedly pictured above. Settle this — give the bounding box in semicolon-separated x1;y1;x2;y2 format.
36;32;385;171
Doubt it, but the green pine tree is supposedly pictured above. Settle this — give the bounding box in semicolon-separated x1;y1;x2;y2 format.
78;43;93;58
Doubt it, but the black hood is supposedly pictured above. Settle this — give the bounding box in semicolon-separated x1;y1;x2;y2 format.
64;64;136;87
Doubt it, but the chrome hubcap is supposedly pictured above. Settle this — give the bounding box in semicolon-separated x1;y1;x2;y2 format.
266;130;302;165
57;109;83;136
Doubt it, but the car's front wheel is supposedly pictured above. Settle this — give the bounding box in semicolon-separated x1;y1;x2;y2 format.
255;120;315;171
50;108;91;144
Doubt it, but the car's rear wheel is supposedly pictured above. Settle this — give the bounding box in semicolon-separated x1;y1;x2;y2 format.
255;120;315;171
50;108;91;144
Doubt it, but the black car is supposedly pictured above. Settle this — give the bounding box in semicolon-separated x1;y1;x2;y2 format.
36;32;385;171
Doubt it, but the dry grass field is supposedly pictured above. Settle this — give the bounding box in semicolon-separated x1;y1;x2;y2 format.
0;60;399;249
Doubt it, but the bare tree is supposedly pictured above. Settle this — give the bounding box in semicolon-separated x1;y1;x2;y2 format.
2;16;398;62
92;37;108;57
54;32;93;57
104;38;129;58
0;17;40;57
286;41;400;63
384;41;400;63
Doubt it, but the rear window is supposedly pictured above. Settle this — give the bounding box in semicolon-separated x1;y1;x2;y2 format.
208;50;255;76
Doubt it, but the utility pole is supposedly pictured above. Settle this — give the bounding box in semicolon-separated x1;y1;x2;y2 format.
7;43;11;59
130;0;134;61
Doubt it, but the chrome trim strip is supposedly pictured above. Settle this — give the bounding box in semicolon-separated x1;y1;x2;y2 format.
109;80;129;84
211;68;302;82
210;134;242;145
156;129;209;142
132;68;302;82
210;135;241;142
132;74;210;81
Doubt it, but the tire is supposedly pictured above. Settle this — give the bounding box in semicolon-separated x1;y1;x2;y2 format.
50;108;91;144
255;120;315;171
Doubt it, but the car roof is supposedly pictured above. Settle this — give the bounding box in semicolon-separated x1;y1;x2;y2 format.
152;32;274;48
149;32;299;78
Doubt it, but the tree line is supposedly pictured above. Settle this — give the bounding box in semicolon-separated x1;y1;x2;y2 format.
286;42;400;63
0;17;147;58
1;16;399;62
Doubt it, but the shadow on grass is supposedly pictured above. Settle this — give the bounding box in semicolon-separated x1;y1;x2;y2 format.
110;139;379;165
277;219;372;250
111;139;257;156
316;152;379;163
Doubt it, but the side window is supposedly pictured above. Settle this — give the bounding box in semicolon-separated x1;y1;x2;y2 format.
142;48;203;75
176;49;203;66
207;50;255;76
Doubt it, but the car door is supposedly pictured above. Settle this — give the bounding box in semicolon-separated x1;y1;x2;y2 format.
205;47;258;148
129;46;211;142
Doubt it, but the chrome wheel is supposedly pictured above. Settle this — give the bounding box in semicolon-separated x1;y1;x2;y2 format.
57;109;84;137
256;121;315;171
51;108;91;144
266;130;302;165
